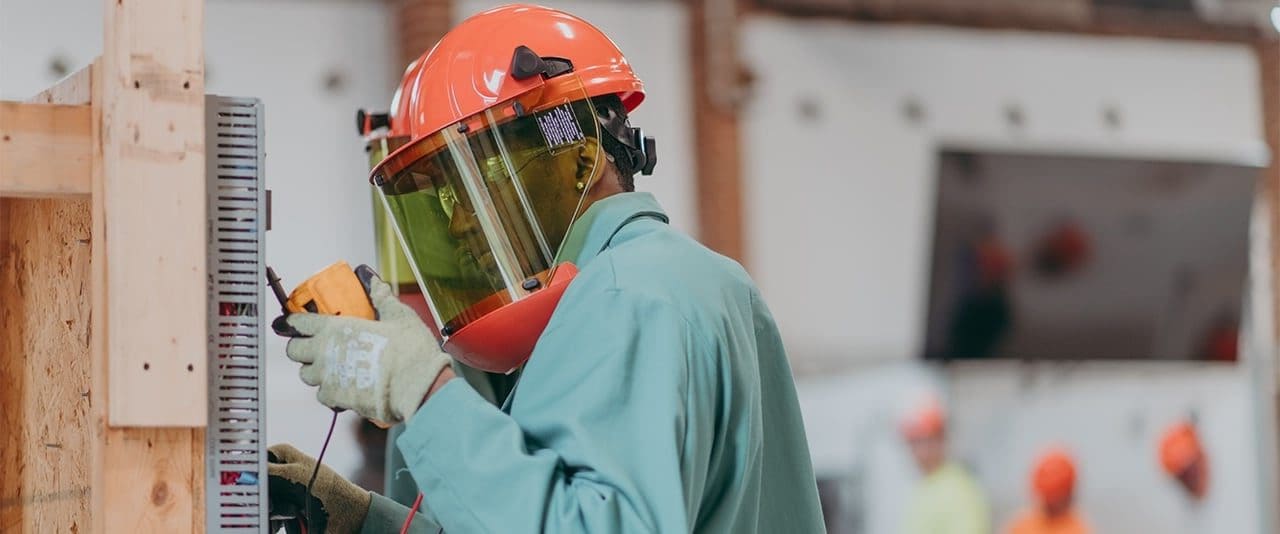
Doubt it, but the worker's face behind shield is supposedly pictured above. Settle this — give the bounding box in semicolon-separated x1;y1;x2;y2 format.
371;81;602;339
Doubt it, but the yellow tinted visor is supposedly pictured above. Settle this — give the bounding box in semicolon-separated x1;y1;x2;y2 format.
373;80;601;336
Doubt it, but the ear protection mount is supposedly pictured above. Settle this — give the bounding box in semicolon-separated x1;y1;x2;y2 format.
597;104;657;176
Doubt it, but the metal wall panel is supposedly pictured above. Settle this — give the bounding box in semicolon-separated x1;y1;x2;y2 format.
206;96;269;534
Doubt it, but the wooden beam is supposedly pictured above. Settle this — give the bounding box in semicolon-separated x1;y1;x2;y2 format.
0;60;101;534
97;0;207;529
30;64;94;106
0;102;92;198
748;0;1267;43
100;0;207;426
691;0;748;264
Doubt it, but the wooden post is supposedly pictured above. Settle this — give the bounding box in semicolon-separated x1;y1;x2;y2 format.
690;0;747;264
93;0;207;530
3;0;209;529
100;0;207;427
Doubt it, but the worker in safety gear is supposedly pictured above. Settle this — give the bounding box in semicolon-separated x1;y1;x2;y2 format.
1004;448;1092;534
266;4;826;533
1160;420;1209;500
900;396;990;534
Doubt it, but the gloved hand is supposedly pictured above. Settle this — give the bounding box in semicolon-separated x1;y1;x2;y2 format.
277;266;451;424
268;443;371;534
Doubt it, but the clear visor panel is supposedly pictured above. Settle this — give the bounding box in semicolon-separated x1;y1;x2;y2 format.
374;81;601;334
367;136;415;288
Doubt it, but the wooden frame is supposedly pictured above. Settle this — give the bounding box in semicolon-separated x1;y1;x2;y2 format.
1;0;206;531
0;102;92;198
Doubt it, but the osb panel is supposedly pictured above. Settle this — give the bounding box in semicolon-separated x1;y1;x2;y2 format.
0;198;92;533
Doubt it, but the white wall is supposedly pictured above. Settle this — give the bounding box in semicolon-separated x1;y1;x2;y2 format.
743;18;1264;369
1;0;398;479
744;17;1273;533
457;0;697;237
206;0;397;483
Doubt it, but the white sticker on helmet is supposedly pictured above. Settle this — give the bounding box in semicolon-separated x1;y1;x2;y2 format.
535;104;586;150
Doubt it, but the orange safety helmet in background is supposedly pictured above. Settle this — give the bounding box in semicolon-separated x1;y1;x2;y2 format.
1032;448;1077;507
1160;421;1204;475
357;4;656;373
357;58;423;294
900;396;946;440
1159;421;1209;498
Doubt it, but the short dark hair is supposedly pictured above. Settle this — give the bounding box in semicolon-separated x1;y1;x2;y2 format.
591;94;637;192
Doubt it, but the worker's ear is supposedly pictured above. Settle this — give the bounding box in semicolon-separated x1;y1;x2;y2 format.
576;138;603;187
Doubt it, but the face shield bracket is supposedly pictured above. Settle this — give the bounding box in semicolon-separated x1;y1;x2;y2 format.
511;45;575;81
356;109;390;136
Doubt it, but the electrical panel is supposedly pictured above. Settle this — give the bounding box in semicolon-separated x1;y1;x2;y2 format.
205;95;269;533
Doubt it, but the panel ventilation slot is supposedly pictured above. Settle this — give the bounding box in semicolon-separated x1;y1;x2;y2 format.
206;96;268;534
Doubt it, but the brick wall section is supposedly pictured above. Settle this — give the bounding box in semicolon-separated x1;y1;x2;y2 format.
393;0;453;71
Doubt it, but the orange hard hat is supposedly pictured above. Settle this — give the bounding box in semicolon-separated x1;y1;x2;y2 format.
900;397;946;440
360;4;645;147
356;58;422;140
385;4;643;160
356;5;651;374
1159;421;1204;476
1032;448;1077;505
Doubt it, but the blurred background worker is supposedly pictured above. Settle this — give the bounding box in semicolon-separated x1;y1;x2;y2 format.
900;396;990;534
1160;420;1210;500
1005;449;1092;534
945;222;1016;359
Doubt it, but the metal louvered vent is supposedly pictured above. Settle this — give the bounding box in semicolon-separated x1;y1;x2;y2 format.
206;95;269;534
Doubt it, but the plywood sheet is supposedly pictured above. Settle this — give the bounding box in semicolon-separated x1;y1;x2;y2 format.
0;198;93;533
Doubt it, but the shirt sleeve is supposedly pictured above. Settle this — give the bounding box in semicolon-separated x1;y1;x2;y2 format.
394;283;711;533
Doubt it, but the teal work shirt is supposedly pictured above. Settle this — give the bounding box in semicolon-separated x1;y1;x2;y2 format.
362;192;825;533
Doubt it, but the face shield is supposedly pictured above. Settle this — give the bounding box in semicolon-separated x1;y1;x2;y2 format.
366;136;414;289
370;80;601;372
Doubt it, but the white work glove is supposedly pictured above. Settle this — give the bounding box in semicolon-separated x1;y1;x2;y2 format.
279;267;450;424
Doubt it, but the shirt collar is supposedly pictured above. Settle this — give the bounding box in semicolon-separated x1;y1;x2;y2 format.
558;192;668;268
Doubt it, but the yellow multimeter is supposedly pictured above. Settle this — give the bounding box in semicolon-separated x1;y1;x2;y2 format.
267;261;376;320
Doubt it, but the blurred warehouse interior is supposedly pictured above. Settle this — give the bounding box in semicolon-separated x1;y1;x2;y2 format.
4;0;1279;532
